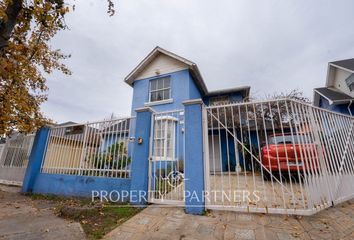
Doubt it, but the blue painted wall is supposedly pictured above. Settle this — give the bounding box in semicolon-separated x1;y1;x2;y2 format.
215;129;259;172
319;96;354;115
129;108;153;205
32;173;131;200
22;127;50;193
184;101;205;214
130;69;202;115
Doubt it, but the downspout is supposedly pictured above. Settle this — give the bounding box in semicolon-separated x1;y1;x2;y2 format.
348;100;353;116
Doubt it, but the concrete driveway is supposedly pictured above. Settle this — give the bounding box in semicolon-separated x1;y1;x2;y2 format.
0;185;85;240
2;183;354;240
105;202;354;240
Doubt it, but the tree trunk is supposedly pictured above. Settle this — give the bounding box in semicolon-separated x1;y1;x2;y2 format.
0;0;23;51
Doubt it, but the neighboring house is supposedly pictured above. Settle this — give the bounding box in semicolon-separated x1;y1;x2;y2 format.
42;121;101;173
44;120;133;174
125;47;250;172
313;58;354;115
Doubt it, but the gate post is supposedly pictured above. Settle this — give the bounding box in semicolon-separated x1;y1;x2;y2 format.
130;107;154;205
22;127;50;193
183;99;205;214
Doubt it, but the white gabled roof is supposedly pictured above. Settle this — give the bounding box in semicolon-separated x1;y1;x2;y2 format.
124;46;208;95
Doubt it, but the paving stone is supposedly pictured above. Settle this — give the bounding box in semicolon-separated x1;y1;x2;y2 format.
196;223;215;235
105;230;133;240
276;232;297;240
104;203;354;240
233;229;256;240
254;226;278;240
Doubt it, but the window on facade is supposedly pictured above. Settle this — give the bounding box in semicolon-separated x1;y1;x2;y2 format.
149;77;171;102
209;95;230;106
153;118;175;160
345;74;354;92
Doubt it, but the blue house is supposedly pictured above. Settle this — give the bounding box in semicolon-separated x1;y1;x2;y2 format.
313;58;354;115
125;47;250;113
21;46;251;214
124;47;250;174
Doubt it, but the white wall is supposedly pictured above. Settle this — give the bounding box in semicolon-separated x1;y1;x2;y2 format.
332;68;353;97
135;54;188;81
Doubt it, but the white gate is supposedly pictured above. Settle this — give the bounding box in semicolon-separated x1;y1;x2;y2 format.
0;134;35;186
148;110;185;205
203;99;354;215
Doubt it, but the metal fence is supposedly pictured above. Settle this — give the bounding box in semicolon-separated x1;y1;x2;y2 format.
41;117;135;178
0;134;35;168
0;144;5;162
0;134;35;185
203;98;354;215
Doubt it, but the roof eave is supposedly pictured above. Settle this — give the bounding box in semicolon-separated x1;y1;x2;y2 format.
124;47;197;87
206;86;251;98
190;64;208;95
314;88;354;106
329;63;354;74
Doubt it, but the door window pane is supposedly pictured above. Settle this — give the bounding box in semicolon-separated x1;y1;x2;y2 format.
153;119;175;159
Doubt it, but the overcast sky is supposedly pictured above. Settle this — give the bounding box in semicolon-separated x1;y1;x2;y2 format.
41;0;354;124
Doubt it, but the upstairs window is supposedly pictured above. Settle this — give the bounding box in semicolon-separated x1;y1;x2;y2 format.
149;77;171;102
345;74;354;92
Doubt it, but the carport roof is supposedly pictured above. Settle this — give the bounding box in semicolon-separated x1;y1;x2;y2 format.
314;87;354;105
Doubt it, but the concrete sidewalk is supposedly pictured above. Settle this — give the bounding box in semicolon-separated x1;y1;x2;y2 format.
105;201;354;240
0;185;85;240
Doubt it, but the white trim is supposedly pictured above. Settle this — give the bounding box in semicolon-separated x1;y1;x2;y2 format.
0;179;22;186
144;99;173;107
124;46;208;95
152;119;176;160
314;89;354;105
125;47;195;84
205;205;321;216
329;63;354;74
148;199;185;205
314;89;333;105
155;116;178;121
182;98;203;105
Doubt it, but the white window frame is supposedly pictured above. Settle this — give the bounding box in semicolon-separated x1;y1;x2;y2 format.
152;117;176;161
149;77;172;103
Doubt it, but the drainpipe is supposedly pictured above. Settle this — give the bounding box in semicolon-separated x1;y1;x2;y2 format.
348;100;353;116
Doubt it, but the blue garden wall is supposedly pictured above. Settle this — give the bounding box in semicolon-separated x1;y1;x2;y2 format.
22;128;132;200
31;174;131;199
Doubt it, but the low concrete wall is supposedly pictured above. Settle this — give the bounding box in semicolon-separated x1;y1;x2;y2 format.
32;173;131;199
0;168;26;186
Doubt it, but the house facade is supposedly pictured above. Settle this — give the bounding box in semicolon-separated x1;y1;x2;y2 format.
125;47;250;176
313;58;354;115
126;47;250;113
15;48;354;216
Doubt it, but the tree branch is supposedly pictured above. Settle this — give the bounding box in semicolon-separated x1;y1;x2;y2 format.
0;0;23;51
